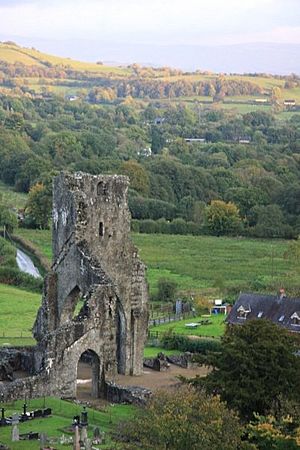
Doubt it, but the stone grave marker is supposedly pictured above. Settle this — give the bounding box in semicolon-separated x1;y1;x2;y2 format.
11;413;19;442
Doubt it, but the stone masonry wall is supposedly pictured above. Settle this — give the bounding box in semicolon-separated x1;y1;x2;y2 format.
0;172;148;401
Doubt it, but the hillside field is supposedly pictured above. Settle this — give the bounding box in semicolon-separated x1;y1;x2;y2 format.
14;229;298;296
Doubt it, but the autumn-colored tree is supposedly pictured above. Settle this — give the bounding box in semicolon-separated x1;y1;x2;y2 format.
194;294;211;314
247;412;300;449
121;160;150;195
115;386;243;450
204;200;242;236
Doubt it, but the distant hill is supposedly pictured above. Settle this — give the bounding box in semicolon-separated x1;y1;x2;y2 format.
3;38;299;75
0;41;131;76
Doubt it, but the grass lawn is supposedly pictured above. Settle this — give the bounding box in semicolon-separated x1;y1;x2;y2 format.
0;397;135;449
143;346;181;358
0;284;40;340
150;314;226;338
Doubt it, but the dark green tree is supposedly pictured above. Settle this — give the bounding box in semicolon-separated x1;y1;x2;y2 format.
157;278;178;302
205;320;300;420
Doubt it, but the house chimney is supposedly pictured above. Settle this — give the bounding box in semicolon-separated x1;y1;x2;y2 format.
279;288;286;300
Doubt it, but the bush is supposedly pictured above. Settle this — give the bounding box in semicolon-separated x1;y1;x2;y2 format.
129;196;176;220
132;219;205;236
139;219;159;234
0;267;43;292
157;278;178;302
131;219;140;232
169;218;187;235
186;221;203;235
0;237;17;268
156;218;170;234
161;332;222;354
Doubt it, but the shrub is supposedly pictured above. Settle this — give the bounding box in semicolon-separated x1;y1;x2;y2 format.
131;219;140;232
157;278;178;302
0;237;17;268
156;218;170;234
139;219;159;234
0;267;43;292
161;332;222;354
169;218;187;235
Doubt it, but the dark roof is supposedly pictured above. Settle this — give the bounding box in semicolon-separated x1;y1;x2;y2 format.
226;292;300;332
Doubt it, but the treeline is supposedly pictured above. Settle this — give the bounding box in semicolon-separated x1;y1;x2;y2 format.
0;94;299;238
88;77;263;101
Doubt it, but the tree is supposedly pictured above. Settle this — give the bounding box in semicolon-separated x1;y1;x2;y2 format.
0;200;17;233
115;386;243;450
249;204;293;238
121;160;150;195
204;200;242;236
157;278;178;302
247;412;300;450
24;182;52;229
205;320;300;420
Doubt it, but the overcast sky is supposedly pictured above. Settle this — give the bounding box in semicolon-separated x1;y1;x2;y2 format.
0;0;299;46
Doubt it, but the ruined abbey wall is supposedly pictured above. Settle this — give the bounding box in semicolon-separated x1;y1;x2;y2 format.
0;172;149;400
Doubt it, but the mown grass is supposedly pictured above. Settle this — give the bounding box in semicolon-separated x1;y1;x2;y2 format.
0;397;135;449
150;314;226;338
0;283;40;339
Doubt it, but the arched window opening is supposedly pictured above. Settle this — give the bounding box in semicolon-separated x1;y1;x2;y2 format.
97;181;108;196
60;286;84;323
77;350;100;399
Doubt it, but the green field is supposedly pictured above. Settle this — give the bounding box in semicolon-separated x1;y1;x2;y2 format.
133;234;297;295
0;284;40;341
0;397;134;449
0;182;27;210
14;229;298;296
150;314;226;338
15;228;52;261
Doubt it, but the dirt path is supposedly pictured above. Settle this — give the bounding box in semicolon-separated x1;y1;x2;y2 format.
77;362;210;400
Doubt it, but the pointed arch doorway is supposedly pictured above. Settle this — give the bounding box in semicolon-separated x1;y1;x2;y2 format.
76;350;101;399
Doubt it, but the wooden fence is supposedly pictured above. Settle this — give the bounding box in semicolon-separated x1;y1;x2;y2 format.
149;312;193;327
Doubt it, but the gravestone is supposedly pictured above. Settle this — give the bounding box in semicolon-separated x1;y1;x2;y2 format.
39;432;48;449
11;414;19;442
73;424;80;450
93;426;103;445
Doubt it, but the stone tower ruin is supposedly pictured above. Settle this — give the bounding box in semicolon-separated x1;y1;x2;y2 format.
0;172;148;400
